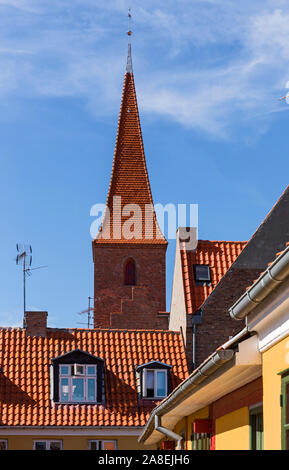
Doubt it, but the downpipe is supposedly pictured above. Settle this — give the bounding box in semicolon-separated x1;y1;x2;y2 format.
154;415;183;450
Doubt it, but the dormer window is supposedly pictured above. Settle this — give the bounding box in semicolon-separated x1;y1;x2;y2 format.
59;364;97;402
135;361;172;400
194;264;211;283
143;369;167;398
50;349;104;404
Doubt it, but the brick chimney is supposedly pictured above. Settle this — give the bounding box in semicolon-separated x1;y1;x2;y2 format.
25;311;48;337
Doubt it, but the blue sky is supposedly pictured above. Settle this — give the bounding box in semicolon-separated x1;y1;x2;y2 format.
0;0;289;328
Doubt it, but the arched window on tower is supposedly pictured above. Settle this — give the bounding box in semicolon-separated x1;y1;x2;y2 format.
124;258;136;286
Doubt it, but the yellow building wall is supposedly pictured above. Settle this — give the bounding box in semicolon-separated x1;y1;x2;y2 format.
174;417;187;449
185;407;210;450
172;406;209;450
215;407;249;450
0;434;155;450
262;334;289;450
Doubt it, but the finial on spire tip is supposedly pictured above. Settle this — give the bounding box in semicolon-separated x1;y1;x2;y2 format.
127;8;132;38
126;8;133;73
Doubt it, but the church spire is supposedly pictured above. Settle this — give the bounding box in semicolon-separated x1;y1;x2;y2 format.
92;18;168;329
94;19;167;245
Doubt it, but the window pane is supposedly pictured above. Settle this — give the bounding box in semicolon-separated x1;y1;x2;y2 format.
146;371;154;397
87;378;96;401
60;378;69;402
34;442;46;450
75;365;84;375
103;441;116;450
195;265;210;281
0;441;7;450
286;430;289;451
60;365;69;376
286;383;289;424
250;412;263;450
49;441;61;451
89;441;99;450
87;366;96;376
156;371;166;397
72;378;85;401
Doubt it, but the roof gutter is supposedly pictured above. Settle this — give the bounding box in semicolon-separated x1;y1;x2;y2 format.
138;348;234;445
229;245;289;321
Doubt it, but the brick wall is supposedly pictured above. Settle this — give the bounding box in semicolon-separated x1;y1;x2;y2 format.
211;377;263;420
185;267;263;371
93;244;167;329
25;311;48;337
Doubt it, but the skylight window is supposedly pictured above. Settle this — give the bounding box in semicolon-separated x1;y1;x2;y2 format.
194;264;211;283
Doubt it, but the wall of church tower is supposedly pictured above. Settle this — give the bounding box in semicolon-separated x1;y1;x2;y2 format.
93;244;167;329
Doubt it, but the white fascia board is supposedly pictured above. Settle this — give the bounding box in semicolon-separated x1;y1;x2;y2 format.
248;277;289;352
0;427;143;436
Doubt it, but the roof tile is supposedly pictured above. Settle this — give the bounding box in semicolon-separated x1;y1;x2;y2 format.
181;240;247;313
94;72;167;246
0;328;188;427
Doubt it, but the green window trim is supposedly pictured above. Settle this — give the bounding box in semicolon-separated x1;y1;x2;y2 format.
191;425;211;451
281;374;289;450
278;367;289;376
249;406;263;450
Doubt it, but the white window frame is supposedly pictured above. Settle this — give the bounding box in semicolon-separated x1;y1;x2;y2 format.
143;369;167;399
74;364;85;376
0;439;8;450
88;440;117;450
59;364;97;403
33;440;62;450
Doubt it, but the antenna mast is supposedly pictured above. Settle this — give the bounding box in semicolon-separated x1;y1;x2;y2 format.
77;296;95;328
16;244;32;327
16;244;47;327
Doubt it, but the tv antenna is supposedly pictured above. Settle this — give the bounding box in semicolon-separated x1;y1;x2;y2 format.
77;296;95;328
16;244;47;327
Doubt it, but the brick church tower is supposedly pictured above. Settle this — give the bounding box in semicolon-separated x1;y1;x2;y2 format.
92;39;168;330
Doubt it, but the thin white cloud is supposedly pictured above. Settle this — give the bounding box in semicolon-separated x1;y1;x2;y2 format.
0;311;21;328
0;0;288;138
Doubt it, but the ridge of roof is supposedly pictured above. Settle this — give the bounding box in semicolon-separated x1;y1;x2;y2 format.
196;239;247;244
246;184;289;244
0;327;181;334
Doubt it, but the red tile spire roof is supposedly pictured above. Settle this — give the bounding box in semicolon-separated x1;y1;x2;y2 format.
94;44;167;245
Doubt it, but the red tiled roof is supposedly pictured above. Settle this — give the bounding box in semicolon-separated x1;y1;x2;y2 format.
181;240;247;314
0;328;188;427
94;71;167;245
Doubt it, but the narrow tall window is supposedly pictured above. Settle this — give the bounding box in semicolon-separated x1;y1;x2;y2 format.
124;258;136;286
250;406;263;450
281;374;289;449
